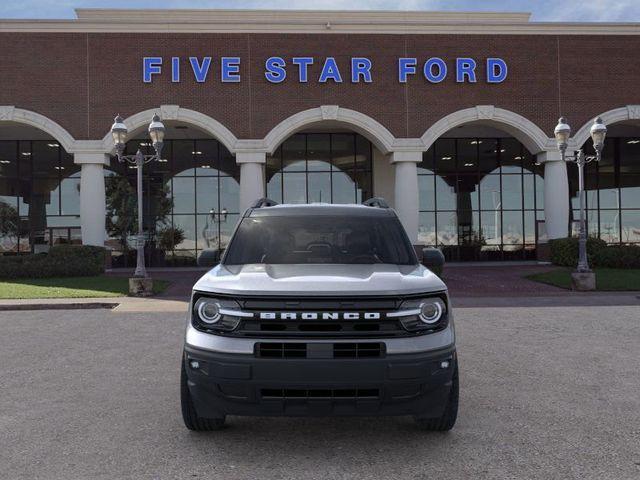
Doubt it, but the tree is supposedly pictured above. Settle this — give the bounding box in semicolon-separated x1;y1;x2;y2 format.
0;201;21;249
105;175;173;252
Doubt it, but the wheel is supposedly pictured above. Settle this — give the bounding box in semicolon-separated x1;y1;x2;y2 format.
181;362;226;431
414;361;459;431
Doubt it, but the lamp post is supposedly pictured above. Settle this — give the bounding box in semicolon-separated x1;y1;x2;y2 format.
553;116;607;285
110;114;165;280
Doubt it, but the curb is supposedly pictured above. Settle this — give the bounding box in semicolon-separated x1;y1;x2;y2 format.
0;302;119;312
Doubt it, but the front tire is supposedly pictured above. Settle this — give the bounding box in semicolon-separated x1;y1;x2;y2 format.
414;362;459;431
181;362;226;431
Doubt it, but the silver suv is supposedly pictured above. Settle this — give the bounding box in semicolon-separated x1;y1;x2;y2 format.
181;198;458;431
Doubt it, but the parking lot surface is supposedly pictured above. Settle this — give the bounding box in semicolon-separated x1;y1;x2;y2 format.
1;305;639;480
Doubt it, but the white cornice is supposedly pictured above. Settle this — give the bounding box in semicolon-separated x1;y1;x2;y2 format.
0;9;639;35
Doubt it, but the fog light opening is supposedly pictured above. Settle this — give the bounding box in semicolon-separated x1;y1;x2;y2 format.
189;360;200;370
440;360;450;369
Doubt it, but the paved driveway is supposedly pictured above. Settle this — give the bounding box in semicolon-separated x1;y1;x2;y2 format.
1;306;639;479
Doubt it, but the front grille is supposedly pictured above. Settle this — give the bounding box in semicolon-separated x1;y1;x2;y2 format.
256;342;384;359
229;295;412;338
257;343;307;358
261;388;380;399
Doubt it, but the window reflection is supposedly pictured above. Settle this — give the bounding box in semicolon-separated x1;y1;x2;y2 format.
265;133;373;205
0;140;79;254
418;136;544;260
105;138;239;267
568;136;640;245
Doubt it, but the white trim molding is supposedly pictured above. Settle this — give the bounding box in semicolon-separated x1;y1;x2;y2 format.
421;105;553;154
0;106;76;153
263;106;397;155
100;105;239;154
2;10;640;35
571;105;640;149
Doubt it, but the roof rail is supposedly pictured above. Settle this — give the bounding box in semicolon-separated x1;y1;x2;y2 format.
362;197;389;208
250;197;279;208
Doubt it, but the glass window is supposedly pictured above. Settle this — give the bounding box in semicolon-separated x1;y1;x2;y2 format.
418;211;436;246
502;175;523;210
332;171;356;204
195;177;219;214
307;134;331;171
435;176;456;210
621;210;640;243
599;210;620;243
435;139;456;175
419;175;435;211
282;172;306;204
224;215;416;266
282;135;306;172
308;172;331;203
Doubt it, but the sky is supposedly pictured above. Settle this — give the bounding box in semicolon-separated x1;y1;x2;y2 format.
1;0;640;22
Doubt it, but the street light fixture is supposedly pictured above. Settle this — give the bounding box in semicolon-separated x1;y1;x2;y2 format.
553;116;607;278
110;113;165;279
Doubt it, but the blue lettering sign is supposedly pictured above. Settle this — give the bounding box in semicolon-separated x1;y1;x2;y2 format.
221;57;241;82
456;58;477;83
424;57;447;83
265;56;287;83
319;57;342;83
171;57;180;83
398;58;417;83
292;57;314;82
189;57;211;83
487;58;508;83
143;57;162;83
351;57;372;83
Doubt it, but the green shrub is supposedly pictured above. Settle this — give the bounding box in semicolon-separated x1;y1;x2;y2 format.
550;237;640;269
0;245;106;279
593;245;640;269
549;237;607;267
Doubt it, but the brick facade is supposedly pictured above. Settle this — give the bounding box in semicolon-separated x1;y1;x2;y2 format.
1;31;639;142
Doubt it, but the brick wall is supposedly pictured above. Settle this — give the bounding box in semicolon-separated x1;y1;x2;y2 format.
1;32;639;142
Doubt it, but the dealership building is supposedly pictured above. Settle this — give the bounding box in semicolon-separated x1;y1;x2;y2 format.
1;9;640;265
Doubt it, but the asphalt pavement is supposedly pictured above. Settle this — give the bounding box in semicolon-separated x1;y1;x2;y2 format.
1;306;639;479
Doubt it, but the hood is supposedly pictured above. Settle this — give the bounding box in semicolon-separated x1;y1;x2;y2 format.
192;263;446;296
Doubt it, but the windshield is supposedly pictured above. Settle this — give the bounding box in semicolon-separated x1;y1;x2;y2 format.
223;215;417;265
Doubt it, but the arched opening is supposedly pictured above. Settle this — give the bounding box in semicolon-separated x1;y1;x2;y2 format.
0;122;80;255
105;121;239;268
572;120;640;245
418;123;545;261
265;127;375;205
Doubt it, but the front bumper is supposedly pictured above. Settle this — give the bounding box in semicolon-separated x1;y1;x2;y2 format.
184;344;456;418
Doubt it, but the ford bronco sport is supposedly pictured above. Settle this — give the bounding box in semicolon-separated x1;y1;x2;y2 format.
181;198;457;431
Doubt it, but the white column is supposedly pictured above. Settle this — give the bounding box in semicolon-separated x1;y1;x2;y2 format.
391;151;421;244
75;153;109;246
237;151;266;213
539;151;569;239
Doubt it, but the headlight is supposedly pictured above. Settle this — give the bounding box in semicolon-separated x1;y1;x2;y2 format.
195;298;221;324
419;299;445;324
395;296;448;332
192;295;244;332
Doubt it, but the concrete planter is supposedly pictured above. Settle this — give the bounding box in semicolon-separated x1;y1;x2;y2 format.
129;277;154;297
571;272;596;291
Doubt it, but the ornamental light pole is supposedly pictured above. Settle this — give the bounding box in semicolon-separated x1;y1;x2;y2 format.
553;116;607;286
110;114;165;280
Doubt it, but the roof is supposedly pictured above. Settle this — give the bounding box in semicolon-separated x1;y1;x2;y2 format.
248;203;395;217
0;9;639;35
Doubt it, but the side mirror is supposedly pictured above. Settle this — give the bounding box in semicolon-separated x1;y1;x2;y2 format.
197;249;221;267
421;247;445;276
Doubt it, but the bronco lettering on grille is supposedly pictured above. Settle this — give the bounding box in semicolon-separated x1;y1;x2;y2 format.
258;312;381;320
